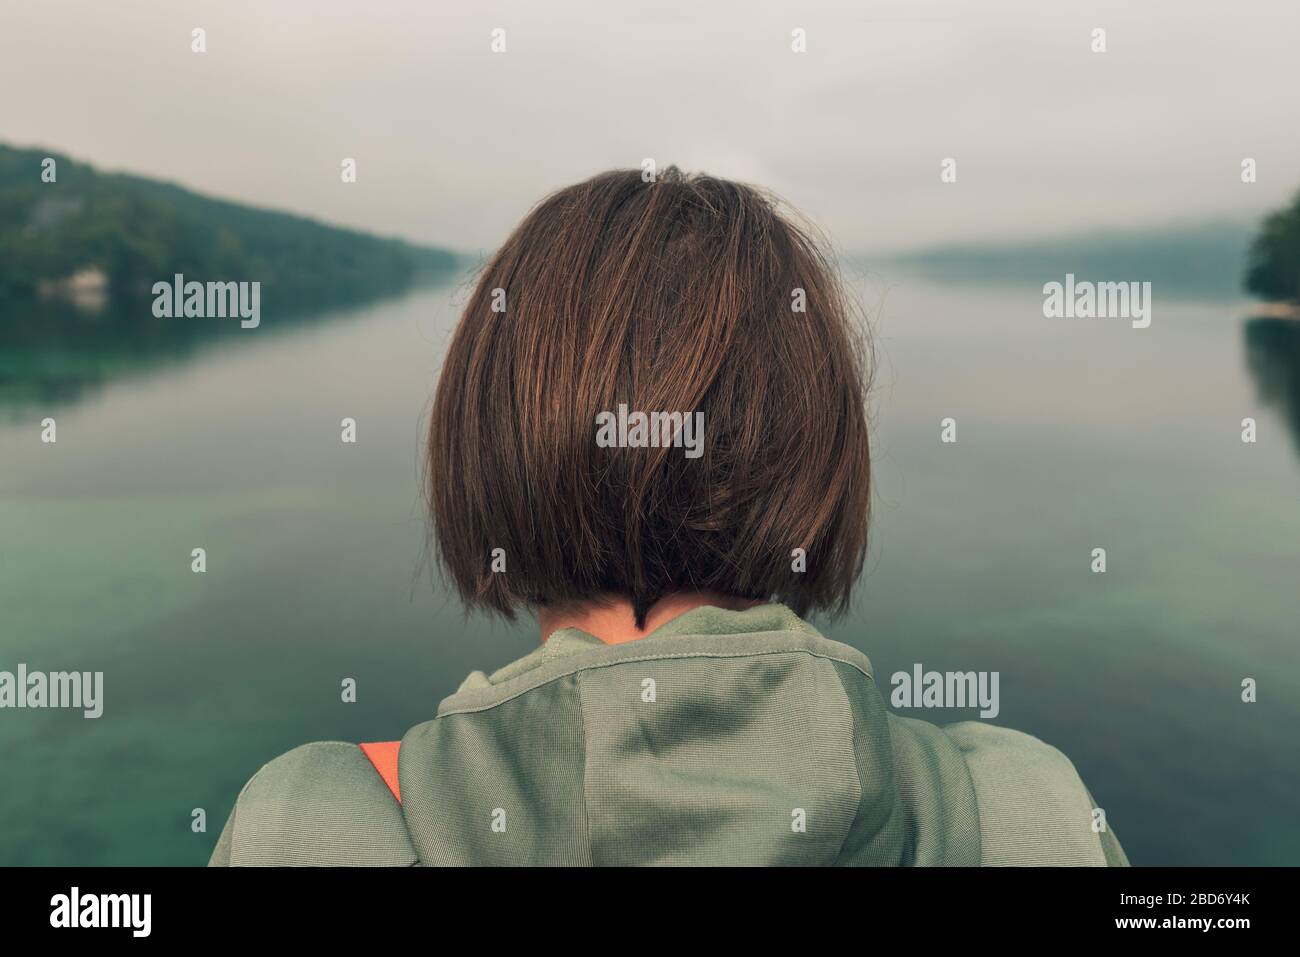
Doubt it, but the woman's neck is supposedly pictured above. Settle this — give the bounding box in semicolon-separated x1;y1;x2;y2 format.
538;591;763;645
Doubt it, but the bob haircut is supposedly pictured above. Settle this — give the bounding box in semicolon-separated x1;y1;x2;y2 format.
427;167;870;627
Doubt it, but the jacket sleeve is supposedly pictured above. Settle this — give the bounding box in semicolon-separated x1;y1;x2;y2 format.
207;741;417;866
944;721;1130;866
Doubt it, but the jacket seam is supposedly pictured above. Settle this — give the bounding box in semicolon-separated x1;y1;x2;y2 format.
439;646;873;717
574;671;597;866
828;659;864;865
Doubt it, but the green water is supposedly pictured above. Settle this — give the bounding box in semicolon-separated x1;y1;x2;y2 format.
1;269;1297;865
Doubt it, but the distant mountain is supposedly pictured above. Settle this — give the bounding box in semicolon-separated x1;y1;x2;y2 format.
0;144;459;305
865;220;1259;303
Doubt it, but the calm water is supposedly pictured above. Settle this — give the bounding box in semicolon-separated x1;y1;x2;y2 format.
1;268;1298;865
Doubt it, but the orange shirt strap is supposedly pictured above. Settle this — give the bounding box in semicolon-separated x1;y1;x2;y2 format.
359;740;402;803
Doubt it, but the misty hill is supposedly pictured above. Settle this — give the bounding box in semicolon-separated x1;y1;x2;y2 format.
0;144;458;305
1245;188;1300;304
868;220;1259;303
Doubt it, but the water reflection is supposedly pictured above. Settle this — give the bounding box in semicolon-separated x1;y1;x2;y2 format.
0;274;459;416
1243;316;1300;459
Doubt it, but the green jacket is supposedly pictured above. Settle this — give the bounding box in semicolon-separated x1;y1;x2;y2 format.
210;604;1128;866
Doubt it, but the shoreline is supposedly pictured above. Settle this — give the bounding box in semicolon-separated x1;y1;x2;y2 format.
1252;301;1300;319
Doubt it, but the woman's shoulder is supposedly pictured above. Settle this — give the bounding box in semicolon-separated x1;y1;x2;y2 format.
208;741;416;866
941;721;1129;866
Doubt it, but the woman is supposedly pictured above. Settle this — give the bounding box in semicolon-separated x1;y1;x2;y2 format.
210;168;1127;866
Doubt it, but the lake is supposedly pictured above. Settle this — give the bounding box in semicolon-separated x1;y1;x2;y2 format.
1;264;1297;865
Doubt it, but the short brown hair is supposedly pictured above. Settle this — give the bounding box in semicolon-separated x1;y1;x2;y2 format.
427;168;870;627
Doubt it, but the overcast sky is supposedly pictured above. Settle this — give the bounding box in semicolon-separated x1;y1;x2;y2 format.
2;0;1297;255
